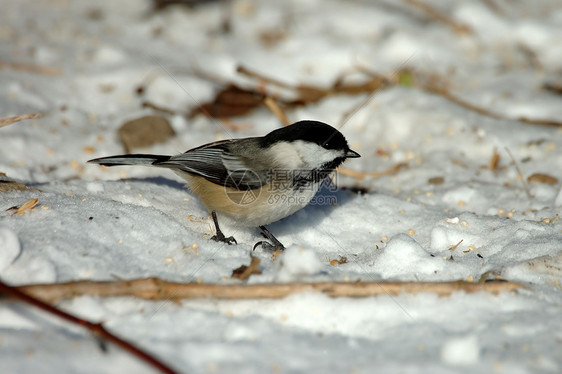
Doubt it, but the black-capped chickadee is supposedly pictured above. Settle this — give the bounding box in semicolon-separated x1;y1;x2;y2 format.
88;120;360;251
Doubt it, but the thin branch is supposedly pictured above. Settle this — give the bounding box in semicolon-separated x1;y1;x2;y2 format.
0;113;40;128
12;278;524;304
505;147;533;200
423;82;562;127
402;0;473;35
0;61;61;75
337;162;408;180
0;280;177;374
263;96;291;126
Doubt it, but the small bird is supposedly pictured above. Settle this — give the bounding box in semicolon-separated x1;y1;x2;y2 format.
88;120;360;251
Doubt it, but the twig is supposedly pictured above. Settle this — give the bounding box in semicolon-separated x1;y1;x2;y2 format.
141;101;177;115
0;61;61;75
0;280;177;374
481;0;504;15
337;74;390;128
505;147;532;200
337;163;408;180
424;83;503;119
12;278;524;303
448;239;463;251
237;65;293;89
263;96;291;126
0;113;40;128
424;83;562;127
402;0;473;35
517;117;562;127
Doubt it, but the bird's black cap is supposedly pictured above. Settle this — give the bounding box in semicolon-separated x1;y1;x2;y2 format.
262;120;350;152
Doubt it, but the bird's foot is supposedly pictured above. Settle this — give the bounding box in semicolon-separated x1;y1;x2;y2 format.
209;210;237;245
211;231;237;245
253;240;285;252
253;225;285;251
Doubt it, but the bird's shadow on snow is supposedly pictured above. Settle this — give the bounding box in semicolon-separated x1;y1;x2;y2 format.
264;184;359;239
124;176;187;191
28;176;186;191
48;175;357;243
125;177;360;245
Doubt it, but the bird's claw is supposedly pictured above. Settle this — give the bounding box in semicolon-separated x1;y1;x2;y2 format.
211;232;237;245
253;240;285;252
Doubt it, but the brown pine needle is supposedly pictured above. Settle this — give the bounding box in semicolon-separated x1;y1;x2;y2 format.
448;239;464;251
0;113;40;128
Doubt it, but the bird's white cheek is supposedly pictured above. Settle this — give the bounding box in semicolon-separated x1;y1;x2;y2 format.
266;142;304;169
292;141;344;167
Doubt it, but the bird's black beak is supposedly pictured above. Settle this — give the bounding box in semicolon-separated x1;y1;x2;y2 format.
345;149;361;158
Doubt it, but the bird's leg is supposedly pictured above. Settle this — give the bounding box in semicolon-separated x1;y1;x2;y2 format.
253;225;285;251
210;211;237;245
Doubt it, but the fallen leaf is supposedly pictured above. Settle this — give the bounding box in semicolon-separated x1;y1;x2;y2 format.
231;256;261;280
330;256;348;266
527;173;558;185
428;176;444;185
0;180;29;192
12;198;39;215
189;84;266;119
118;115;175;153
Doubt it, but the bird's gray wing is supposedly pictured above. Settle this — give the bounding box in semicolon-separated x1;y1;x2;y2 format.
154;140;264;190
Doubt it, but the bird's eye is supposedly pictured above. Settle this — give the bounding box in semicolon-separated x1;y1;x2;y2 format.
323;142;329;147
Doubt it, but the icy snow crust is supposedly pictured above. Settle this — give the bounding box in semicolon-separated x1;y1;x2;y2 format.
1;1;561;373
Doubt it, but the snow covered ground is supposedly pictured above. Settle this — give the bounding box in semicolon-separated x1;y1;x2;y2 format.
1;0;561;373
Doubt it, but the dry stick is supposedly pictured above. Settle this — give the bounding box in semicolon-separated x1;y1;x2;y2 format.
517;117;562;127
337;162;408;180
14;278;524;304
237;65;293;89
505;147;533;200
0;61;62;75
263;96;291;126
337;76;390;128
481;0;504;15
0;113;40;128
0;280;177;374
425;84;562;127
402;0;473;35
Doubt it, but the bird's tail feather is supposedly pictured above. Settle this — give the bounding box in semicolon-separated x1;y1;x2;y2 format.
88;154;171;167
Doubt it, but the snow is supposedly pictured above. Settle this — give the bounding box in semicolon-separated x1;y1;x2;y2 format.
274;245;324;282
0;226;21;273
1;0;562;373
440;334;480;366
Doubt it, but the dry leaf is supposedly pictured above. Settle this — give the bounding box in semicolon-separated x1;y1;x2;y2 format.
428;176;444;185
527;173;558;185
189;84;266;119
231;256;261;280
489;148;500;171
12;198;39;215
330;256;348;266
0;180;28;192
118;115;175;153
